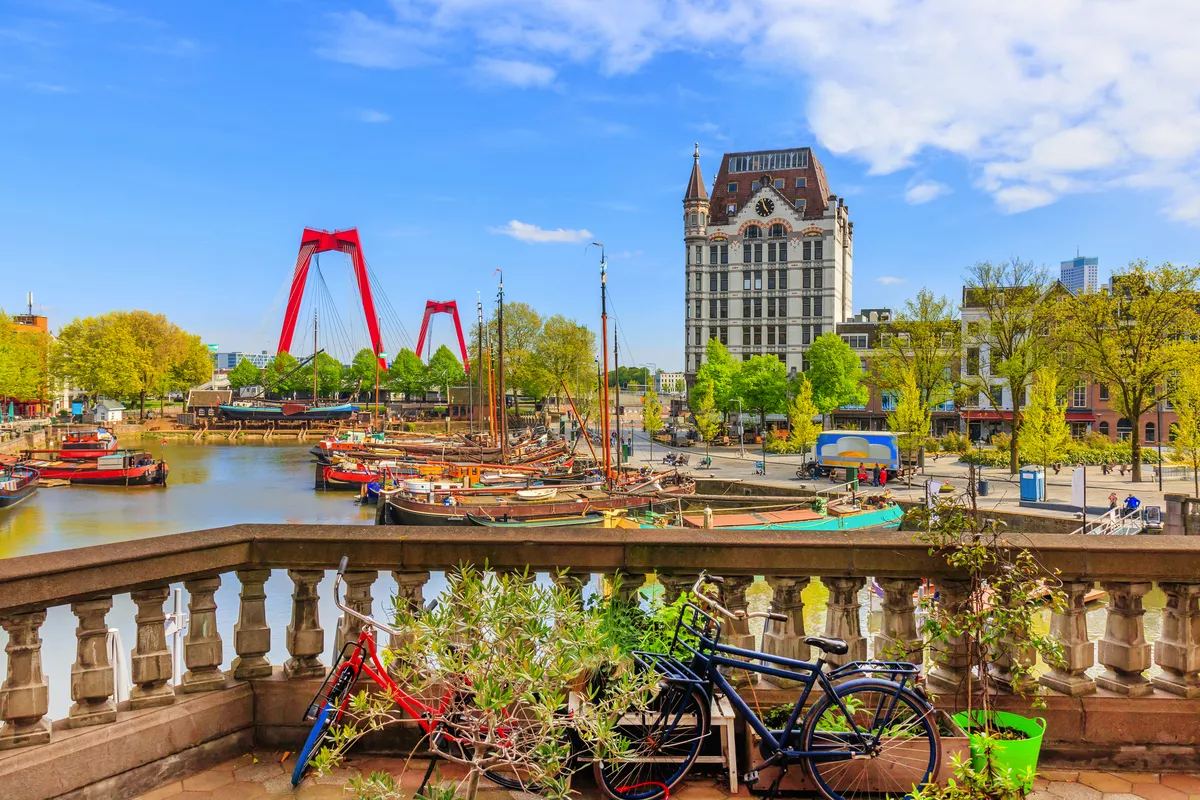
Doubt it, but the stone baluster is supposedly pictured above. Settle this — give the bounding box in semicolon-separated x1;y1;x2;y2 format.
720;575;758;686
552;570;590;604
389;571;430;652
1097;581;1153;696
659;572;702;604
988;585;1036;694
129;587;175;708
761;576;810;688
181;577;226;692
335;571;378;655
925;579;974;695
69;597;117;727
232;570;272;680
1039;580;1096;696
823;577;867;668
875;578;923;664
0;611;51;749
1153;582;1200;698
604;571;647;603
285;570;325;679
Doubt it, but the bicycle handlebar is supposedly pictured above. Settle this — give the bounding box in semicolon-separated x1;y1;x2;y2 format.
691;572;788;624
332;556;404;637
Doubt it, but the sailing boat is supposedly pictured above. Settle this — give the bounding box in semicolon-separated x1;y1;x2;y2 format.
219;309;355;421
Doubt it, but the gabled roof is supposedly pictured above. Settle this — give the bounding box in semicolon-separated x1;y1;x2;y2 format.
684;144;708;201
187;390;233;407
707;147;831;225
95;399;125;410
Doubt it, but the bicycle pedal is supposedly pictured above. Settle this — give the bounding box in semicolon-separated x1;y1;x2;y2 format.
742;770;760;784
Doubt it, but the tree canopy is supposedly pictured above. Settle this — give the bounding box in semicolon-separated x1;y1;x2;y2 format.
227;358;262;392
871;289;959;411
887;364;932;472
787;375;822;459
534;314;597;405
0;312;51;404
427;344;466;395
1018;367;1072;473
345;348;383;399
690;339;739;415
804;332;867;414
386;348;431;399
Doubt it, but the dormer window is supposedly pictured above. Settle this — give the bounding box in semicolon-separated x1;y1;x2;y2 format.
745;225;762;239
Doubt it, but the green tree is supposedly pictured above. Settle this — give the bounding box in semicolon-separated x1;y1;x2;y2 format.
0;312;51;405
51;314;143;402
1170;365;1200;497
470;301;547;401
887;365;932;481
804;332;868;421
162;334;214;404
262;352;301;396
689;381;722;457
690;339;739;416
736;355;790;471
963;259;1060;474
788;375;822;462
296;352;344;399
427;344;466;399
1019;368;1071;478
345;348;384;400
227;358;262;392
1054;261;1200;482
871;289;960;411
608;365;650;389
385;348;430;400
641;388;665;461
534;315;597;407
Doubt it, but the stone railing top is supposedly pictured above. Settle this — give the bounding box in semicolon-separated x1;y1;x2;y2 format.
2;524;1200;616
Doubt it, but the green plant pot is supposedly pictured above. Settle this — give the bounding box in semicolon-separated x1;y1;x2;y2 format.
952;710;1045;789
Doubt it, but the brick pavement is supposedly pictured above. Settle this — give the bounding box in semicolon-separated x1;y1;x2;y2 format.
135;750;1200;800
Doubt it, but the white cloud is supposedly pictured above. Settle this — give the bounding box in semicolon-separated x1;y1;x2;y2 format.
475;57;555;88
489;220;593;244
877;276;906;285
356;108;390;123
904;181;950;205
319;1;1200;222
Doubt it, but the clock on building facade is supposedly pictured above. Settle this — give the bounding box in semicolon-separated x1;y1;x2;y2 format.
755;198;775;216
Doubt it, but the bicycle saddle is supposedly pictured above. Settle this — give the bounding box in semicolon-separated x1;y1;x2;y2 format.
805;636;849;655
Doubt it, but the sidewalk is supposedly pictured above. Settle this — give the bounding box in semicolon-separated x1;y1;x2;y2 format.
135;750;1200;800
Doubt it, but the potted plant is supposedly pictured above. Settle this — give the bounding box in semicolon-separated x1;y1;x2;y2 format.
905;494;1066;794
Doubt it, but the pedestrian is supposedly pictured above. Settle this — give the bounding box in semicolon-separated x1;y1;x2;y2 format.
880;467;888;487
1118;463;1127;477
857;467;868;486
1108;492;1118;510
1124;494;1140;513
872;465;881;487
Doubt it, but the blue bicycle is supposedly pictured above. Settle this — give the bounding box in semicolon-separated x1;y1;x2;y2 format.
594;573;941;800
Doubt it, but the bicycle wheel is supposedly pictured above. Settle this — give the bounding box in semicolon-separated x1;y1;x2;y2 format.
594;684;710;800
291;663;356;787
801;679;939;800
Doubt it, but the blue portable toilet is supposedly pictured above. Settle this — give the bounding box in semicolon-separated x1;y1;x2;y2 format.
1020;466;1045;502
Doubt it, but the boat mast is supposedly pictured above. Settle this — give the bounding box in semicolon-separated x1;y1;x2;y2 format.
312;308;319;403
476;294;485;437
496;271;506;462
597;245;611;490
613;327;621;477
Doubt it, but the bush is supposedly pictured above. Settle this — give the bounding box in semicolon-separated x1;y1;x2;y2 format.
764;430;799;454
959;442;1161;467
940;431;971;453
990;431;1011;452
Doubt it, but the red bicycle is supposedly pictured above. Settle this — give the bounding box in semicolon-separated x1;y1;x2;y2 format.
291;557;536;790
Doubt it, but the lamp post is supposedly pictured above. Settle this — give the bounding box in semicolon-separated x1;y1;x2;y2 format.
734;398;745;458
1157;390;1164;491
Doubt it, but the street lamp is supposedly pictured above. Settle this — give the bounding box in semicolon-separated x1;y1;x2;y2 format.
1157;389;1164;492
733;398;746;458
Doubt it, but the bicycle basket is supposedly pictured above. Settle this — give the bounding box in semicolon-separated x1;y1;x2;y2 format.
670;602;722;661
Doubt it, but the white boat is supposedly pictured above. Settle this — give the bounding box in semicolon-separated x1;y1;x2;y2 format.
515;487;558;501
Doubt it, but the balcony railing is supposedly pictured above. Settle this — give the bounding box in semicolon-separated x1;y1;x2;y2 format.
1;525;1199;798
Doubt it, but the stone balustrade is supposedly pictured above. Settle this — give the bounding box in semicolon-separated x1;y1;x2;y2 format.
0;524;1199;797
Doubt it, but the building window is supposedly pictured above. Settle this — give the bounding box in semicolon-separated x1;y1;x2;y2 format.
779;242;788;262
768;326;776;346
719;326;728;345
743;353;752;362
882;391;898;412
694;299;701;318
774;179;784;189
1099;420;1110;437
753;326;762;345
727;203;736;215
754;298;763;318
742;326;751;346
709;245;718;265
719;273;728;292
751;181;760;191
754;243;763;263
742;298;751;317
720;245;728;264
746;225;761;239
966;348;980;376
700;212;705;226
770;223;785;237
727;182;737;193
813;296;823;317
778;268;787;290
991;384;1005;407
743;244;752;263
709;300;717;319
796;198;806;212
1146;421;1157;443
1116;418;1131;440
803;241;812;261
743;273;752;291
841;334;868;349
814;268;823;288
802;325;811;345
690;213;698;226
802;269;812;289
754;270;762;290
1099;384;1109;401
767;271;776;290
802;297;811;317
814;240;824;260
812;323;821;338
695;245;703;264
1072;383;1087;408
778;325;787;346
778;297;788;316
795;177;807;188
709;273;717;292
767;297;776;317
686;246;690;266
768;242;776;262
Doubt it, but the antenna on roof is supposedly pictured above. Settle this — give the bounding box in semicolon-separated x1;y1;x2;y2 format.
27;292;33;315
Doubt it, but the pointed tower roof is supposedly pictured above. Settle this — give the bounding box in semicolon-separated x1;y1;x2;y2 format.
684;143;708;201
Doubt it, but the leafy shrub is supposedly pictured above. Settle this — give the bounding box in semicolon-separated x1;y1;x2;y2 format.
959;442;1160;467
764;430;799;454
940;431;971;453
990;431;1012;452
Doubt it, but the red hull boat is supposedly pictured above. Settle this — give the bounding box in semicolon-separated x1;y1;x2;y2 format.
21;450;168;486
56;429;119;460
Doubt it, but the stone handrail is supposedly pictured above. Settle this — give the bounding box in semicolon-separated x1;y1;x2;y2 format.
1;524;1199;774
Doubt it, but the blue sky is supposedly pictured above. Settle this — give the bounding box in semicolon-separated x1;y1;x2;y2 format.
3;0;1199;372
